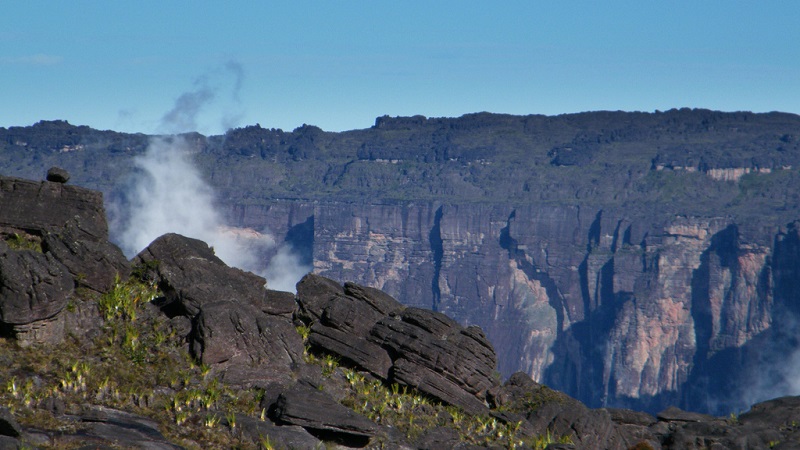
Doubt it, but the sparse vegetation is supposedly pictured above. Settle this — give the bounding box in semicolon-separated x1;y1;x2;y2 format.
3;232;42;252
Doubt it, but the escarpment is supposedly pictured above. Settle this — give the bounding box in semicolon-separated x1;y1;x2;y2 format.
3;172;800;448
4;109;800;417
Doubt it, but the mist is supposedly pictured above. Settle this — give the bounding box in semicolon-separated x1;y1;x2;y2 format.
109;62;311;292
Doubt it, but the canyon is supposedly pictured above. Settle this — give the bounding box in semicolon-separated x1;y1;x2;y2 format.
2;109;800;415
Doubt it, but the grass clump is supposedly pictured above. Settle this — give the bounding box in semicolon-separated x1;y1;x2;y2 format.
3;232;42;252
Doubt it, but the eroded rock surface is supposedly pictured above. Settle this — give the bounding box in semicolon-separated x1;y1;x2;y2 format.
298;273;498;414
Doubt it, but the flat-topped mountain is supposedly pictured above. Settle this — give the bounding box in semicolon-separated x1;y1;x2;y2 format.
2;109;800;415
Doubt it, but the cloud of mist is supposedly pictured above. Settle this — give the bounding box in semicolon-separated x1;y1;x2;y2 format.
109;61;311;291
158;61;246;134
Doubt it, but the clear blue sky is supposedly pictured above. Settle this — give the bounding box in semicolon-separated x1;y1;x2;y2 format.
2;1;798;135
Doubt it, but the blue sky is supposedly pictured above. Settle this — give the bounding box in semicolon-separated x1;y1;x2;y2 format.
2;1;798;135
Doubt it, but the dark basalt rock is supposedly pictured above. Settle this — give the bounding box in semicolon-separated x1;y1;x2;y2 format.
133;233;274;318
0;241;73;326
269;384;379;442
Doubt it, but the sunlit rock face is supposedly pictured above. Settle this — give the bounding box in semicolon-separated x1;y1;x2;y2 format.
6;111;800;415
234;201;790;415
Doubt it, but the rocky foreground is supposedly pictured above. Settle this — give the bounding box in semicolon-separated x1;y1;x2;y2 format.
1;171;799;449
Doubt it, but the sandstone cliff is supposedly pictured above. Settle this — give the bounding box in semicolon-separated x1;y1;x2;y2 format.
3;110;800;415
2;171;799;449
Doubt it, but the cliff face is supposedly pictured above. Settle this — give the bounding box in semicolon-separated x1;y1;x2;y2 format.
3;110;800;415
230;200;790;414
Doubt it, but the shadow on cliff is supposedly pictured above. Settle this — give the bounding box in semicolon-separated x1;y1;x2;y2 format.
558;222;800;415
678;222;800;415
538;210;629;407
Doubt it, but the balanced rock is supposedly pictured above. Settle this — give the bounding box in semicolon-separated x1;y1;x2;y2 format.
45;166;70;183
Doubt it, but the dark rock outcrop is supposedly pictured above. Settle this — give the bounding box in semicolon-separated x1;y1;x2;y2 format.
77;406;182;449
0;173;128;342
134;233;305;386
370;308;498;415
42;216;131;293
191;300;303;385
269;384;379;443
0;240;73;325
133;233;273;318
298;273;498;414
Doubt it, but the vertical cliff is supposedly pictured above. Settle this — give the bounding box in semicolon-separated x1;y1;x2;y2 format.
240;200;788;415
3;110;800;415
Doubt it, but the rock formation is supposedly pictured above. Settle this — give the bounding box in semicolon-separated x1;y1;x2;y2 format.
2;171;800;448
3;110;800;415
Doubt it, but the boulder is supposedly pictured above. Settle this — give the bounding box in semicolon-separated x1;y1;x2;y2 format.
133;233;275;318
45;167;70;183
308;323;392;379
295;273;344;323
269;384;379;444
191;301;303;386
